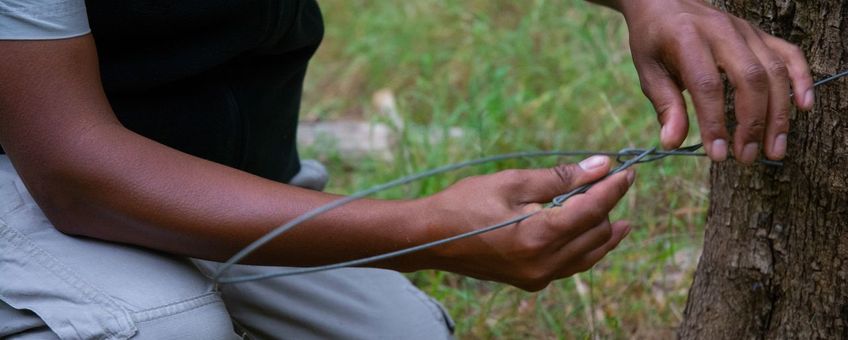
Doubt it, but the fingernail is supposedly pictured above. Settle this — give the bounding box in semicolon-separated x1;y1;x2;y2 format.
623;225;632;237
711;139;728;162
579;155;608;170
804;89;815;109
741;143;759;164
773;134;788;159
626;170;636;185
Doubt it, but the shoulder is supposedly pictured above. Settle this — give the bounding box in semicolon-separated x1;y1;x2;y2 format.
0;0;90;40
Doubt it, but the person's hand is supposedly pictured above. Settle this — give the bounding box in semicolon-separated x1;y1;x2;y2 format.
609;0;814;163
419;156;633;291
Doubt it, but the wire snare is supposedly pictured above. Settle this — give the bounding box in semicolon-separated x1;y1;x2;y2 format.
213;70;848;284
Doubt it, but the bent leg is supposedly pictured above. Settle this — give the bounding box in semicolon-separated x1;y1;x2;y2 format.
195;262;454;340
194;158;453;340
0;156;239;340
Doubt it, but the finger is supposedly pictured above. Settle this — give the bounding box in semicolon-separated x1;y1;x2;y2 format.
744;27;791;160
557;220;631;278
504;219;619;292
706;23;769;164
552;218;613;262
637;61;690;149
549;169;634;238
760;32;814;111
516;156;611;203
673;32;729;161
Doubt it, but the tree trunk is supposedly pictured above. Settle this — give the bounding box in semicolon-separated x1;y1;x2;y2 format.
680;1;848;339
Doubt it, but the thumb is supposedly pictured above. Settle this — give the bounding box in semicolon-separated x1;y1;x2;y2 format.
517;155;611;204
638;63;690;150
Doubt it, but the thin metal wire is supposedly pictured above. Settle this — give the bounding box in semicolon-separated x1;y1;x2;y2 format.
213;70;848;284
814;69;848;87
215;148;659;283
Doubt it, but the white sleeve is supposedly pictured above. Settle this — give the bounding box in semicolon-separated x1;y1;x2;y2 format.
0;0;90;40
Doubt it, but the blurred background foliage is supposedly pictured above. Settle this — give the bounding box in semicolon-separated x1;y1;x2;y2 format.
299;0;708;338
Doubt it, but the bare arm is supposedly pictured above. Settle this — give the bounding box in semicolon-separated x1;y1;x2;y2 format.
0;35;633;290
0;36;425;266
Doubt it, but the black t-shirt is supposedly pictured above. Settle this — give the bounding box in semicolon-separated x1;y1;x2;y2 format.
2;0;323;184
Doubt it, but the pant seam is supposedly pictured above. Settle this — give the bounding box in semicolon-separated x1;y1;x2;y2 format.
0;219;136;339
131;292;223;324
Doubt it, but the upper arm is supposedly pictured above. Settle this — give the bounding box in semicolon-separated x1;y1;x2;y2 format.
0;36;130;235
0;0;114;166
0;36;120;172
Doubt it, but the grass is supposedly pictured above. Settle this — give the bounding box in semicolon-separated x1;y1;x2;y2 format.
300;0;709;338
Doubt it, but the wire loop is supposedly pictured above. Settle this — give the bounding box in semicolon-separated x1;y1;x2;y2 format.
212;70;848;284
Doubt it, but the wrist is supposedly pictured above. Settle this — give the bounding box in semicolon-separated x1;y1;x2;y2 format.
366;197;449;272
400;196;452;271
585;0;641;19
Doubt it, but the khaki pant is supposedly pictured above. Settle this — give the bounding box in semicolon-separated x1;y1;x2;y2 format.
0;157;453;339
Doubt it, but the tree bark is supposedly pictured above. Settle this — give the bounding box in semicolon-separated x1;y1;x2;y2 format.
680;1;848;339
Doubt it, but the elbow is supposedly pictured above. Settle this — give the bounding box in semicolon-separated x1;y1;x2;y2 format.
7;128;128;237
12;154;107;237
23;172;90;236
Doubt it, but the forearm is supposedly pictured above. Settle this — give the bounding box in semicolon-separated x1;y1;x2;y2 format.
0;36;434;270
43;126;431;268
0;35;637;290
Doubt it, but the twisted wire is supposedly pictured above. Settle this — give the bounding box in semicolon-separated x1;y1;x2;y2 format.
213;70;848;284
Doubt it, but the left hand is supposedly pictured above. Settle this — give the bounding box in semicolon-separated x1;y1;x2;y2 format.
598;0;814;163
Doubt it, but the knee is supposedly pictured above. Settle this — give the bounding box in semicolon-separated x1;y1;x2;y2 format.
131;298;240;340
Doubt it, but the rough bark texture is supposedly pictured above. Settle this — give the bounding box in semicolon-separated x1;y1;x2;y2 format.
680;1;848;339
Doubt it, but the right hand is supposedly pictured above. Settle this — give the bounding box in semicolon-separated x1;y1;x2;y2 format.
420;156;634;291
614;0;814;162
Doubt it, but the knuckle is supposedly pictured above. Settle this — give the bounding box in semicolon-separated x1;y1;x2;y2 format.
787;44;805;59
673;24;699;48
515;237;548;258
637;76;677;122
772;109;790;129
498;169;526;187
701;119;726;137
518;267;552;289
639;78;653;96
741;116;766;136
598;224;613;241
651;98;676;124
655;110;665;125
708;12;734;27
692;74;723;96
584;206;608;225
551;164;576;186
766;60;790;79
741;63;769;89
615;175;631;196
640;80;668;109
741;21;764;37
668;13;697;35
673;12;696;25
576;260;597;273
